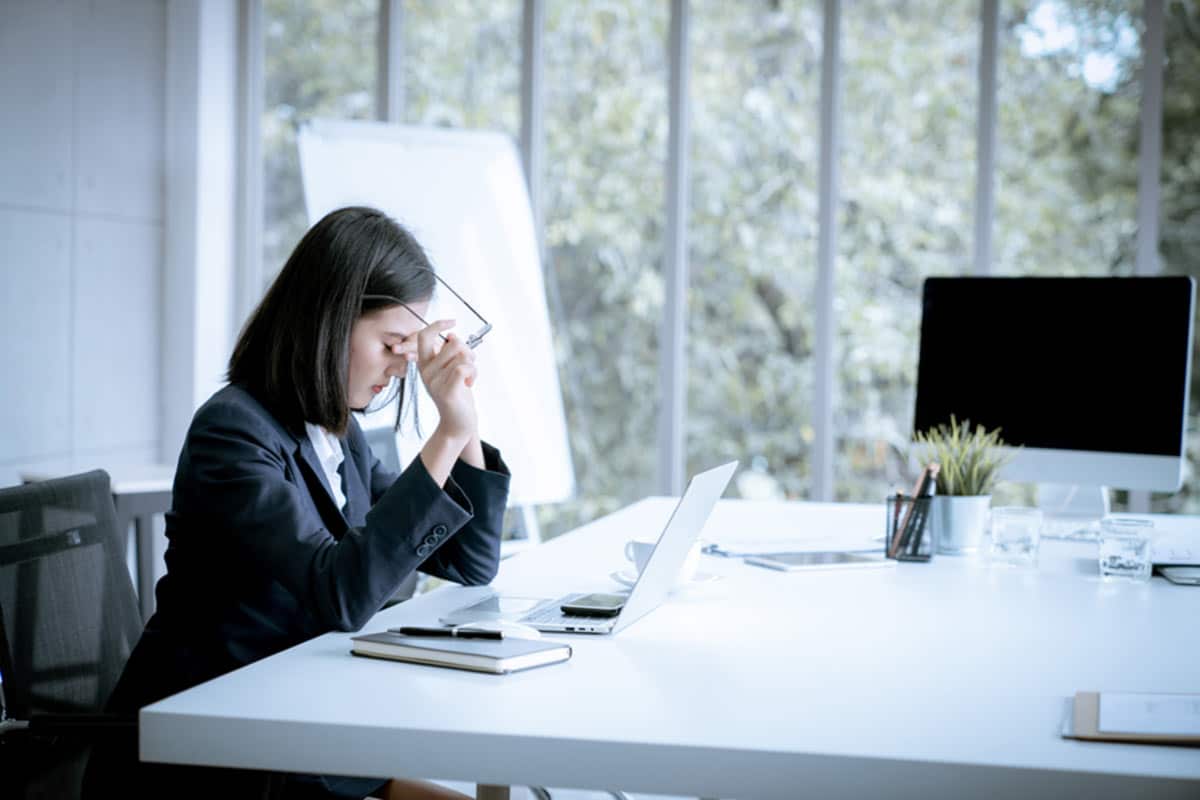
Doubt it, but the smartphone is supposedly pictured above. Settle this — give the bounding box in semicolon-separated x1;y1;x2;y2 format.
560;592;627;617
744;551;892;571
1156;566;1200;586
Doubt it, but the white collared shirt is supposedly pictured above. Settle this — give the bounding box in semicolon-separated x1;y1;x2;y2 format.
304;422;347;513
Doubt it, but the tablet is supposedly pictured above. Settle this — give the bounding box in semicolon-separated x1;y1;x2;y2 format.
744;551;892;571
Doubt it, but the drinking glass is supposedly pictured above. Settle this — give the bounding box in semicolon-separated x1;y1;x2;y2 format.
1097;518;1153;582
988;507;1042;567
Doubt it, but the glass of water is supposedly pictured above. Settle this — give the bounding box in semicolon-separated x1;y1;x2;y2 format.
1098;518;1153;582
988;507;1042;567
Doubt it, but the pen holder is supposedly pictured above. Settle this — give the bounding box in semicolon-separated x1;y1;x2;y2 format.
885;494;935;562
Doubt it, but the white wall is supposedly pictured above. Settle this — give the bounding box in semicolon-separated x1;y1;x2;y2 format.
161;0;239;465
0;0;241;489
0;0;167;487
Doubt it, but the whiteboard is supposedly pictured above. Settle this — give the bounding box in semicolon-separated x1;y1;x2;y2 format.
298;119;573;505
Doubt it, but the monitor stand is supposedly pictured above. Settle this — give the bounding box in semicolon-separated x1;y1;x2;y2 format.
1037;483;1110;539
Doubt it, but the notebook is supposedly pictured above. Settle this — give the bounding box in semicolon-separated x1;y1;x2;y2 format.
1063;691;1200;745
441;460;738;635
350;631;571;674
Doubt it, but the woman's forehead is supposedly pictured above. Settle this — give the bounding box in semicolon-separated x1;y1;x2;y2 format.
368;301;428;336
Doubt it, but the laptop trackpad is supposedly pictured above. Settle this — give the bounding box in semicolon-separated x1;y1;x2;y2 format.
439;594;551;625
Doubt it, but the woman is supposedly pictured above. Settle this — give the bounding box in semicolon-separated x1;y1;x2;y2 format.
85;206;509;799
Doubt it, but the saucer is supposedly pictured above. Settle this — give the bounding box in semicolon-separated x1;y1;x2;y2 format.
609;569;720;588
610;569;638;587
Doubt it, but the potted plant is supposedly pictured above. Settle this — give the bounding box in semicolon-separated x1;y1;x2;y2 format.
913;416;1014;554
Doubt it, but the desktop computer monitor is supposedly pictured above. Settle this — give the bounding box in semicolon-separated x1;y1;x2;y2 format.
913;276;1195;499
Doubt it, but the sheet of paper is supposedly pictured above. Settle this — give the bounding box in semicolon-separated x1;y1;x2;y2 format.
1098;693;1200;735
705;535;883;556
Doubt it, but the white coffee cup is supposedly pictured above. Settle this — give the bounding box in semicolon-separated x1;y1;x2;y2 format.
624;539;702;584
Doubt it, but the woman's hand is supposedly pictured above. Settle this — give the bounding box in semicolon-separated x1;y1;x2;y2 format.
393;320;484;486
414;321;478;442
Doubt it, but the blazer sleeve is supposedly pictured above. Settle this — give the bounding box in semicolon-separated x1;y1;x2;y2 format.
178;399;480;632
368;441;511;586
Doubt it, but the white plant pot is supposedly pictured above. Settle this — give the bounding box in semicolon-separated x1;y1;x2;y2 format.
933;495;992;555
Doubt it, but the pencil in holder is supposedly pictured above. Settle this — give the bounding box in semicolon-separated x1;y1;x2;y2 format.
885;494;935;562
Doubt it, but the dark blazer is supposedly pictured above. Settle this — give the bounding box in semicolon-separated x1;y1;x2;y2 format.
87;383;509;797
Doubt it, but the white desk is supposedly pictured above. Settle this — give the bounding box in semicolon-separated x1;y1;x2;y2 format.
140;499;1200;799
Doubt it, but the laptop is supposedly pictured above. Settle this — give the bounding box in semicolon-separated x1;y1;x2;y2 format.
441;461;738;635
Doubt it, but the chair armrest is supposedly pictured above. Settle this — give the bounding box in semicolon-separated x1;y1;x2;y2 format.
29;712;136;736
0;712;135;741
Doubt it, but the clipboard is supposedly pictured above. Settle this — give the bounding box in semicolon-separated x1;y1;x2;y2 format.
1067;691;1200;746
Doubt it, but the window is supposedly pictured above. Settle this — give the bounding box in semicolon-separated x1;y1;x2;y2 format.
248;0;1197;521
994;0;1143;277
262;0;377;284
686;0;822;501
835;0;978;501
538;0;669;534
402;0;521;132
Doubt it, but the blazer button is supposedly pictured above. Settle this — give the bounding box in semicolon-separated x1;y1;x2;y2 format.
416;544;432;557
432;524;448;537
423;535;438;547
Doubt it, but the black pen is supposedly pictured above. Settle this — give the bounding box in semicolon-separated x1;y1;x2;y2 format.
389;626;503;640
890;491;905;553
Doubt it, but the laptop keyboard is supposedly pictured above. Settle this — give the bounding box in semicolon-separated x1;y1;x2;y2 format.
522;603;613;629
523;604;574;624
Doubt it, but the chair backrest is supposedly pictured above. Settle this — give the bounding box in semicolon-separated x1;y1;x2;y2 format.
0;470;142;796
362;426;402;474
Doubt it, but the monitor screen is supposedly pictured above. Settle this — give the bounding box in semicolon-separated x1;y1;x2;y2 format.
913;277;1194;489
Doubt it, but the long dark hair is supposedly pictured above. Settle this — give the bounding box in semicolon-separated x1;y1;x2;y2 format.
228;206;435;435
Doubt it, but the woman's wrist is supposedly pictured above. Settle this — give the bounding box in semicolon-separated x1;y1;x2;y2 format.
419;425;471;487
459;435;485;470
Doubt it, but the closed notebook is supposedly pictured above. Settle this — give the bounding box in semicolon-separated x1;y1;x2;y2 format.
350;631;572;674
1066;691;1200;746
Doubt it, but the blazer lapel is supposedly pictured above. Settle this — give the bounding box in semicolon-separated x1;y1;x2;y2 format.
294;434;350;536
339;437;371;525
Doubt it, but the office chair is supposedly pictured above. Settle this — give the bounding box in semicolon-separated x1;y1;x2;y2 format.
0;469;142;799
